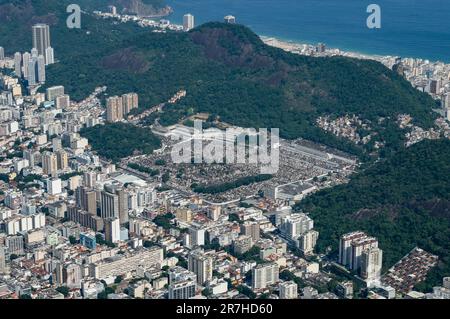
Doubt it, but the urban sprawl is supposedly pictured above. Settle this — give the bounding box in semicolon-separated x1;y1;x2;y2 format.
0;7;449;300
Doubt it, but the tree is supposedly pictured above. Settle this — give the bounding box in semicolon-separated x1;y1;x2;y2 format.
202;288;212;297
162;172;170;183
56;286;70;297
69;236;77;245
19;294;32;299
143;240;156;248
114;276;123;284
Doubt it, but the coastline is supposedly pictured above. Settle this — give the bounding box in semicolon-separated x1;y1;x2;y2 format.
258;34;449;66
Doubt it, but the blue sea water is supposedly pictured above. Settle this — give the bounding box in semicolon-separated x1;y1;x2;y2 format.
166;0;450;62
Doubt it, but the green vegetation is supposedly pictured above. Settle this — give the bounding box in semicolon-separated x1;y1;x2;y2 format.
192;174;272;194
0;174;9;183
55;286;70;297
80;123;161;162
153;213;175;230
127;163;160;176
0;1;437;157
295;139;450;289
59;171;83;181
95;234;116;248
237;285;256;299
68;236;77;245
234;246;264;263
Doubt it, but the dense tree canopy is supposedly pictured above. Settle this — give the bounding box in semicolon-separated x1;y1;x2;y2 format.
80;123;161;162
295;139;450;289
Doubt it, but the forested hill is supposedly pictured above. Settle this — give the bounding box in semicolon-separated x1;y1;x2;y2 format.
0;0;437;157
295;139;450;290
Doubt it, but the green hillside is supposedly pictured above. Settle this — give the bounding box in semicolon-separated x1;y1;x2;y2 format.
0;0;438;158
295;139;450;290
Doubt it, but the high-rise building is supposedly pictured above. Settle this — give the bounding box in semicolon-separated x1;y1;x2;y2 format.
279;213;314;241
37;55;46;83
0;246;7;274
106;96;123;122
83;171;97;188
350;237;378;271
240;221;260;242
339;231;379;272
122;93;139;114
279;281;298;299
27;53;38;86
116;187;129;225
168;280;197;299
252;263;279;290
76;186;97;216
55;150;68;170
188;249;213;285
224;15;236;24
298;230;319;255
339;231;366;267
108;5;117;15
361;247;383;284
104;217;121;243
100;188;119;219
14;52;22;76
46;178;62;195
100;184;128;223
6;235;24;256
32;24;52;63
189;226;205;247
55;94;70;109
22;52;31;78
52;137;62;151
336;281;354;299
233;235;253;255
46;85;65;101
65;263;82;289
42;151;58;176
45;46;54;65
0;46;4;60
183;14;195;31
445;94;450;109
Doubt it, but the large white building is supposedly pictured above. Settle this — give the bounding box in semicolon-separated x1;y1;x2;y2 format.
168;280;197;299
189;226;205;247
183;14;195;31
298;229;319;255
339;231;381;279
89;247;163;279
46;178;62;195
279;213;314;241
252;262;279;290
279;281;298;299
361;246;383;285
32;23;54;65
46;85;64;101
188;249;213;285
4;213;45;235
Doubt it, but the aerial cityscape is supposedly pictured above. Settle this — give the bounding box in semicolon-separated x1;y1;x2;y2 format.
0;0;449;305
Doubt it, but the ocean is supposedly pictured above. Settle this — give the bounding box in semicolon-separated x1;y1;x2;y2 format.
166;0;450;62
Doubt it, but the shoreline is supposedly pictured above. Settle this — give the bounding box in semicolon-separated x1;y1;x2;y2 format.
258;34;447;65
258;35;450;68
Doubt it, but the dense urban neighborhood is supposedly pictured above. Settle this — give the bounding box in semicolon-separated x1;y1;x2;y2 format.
0;0;450;301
